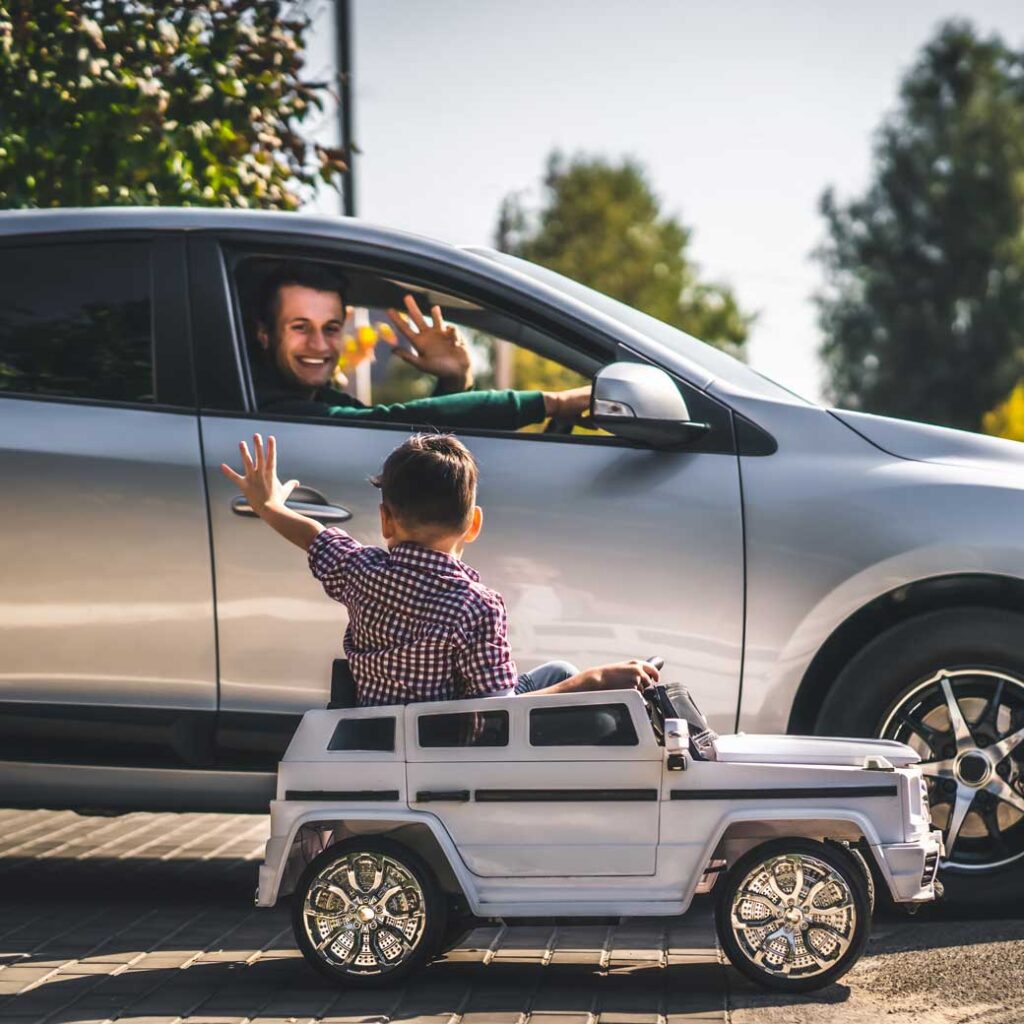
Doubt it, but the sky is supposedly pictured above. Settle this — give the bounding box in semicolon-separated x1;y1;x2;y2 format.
346;0;1024;403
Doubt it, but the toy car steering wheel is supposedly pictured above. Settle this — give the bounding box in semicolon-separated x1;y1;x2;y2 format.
640;655;670;741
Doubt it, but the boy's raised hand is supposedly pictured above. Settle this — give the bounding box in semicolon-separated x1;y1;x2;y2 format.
220;434;299;514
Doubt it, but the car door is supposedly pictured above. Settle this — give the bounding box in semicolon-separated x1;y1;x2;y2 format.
188;230;745;768
0;231;217;781
405;690;662;877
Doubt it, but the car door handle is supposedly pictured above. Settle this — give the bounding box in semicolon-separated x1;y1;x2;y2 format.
415;790;471;803
230;485;352;524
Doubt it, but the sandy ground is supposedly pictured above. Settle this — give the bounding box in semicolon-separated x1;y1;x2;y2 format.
728;911;1024;1024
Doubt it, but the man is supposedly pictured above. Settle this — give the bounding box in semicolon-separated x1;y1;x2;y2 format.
252;262;591;429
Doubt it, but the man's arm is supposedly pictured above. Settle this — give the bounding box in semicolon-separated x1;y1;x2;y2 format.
262;387;591;432
220;433;323;551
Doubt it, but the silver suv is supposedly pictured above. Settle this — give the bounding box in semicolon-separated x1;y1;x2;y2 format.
2;207;1023;909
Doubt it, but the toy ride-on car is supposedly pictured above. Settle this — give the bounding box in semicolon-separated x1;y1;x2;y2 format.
256;663;942;993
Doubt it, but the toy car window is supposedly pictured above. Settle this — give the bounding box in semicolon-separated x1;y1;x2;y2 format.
327;717;395;752
418;709;509;748
0;242;154;404
529;704;639;746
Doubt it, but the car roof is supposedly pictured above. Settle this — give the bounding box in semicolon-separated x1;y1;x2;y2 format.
0;206;467;259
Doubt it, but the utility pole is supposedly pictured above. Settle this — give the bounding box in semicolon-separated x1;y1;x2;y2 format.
336;0;356;216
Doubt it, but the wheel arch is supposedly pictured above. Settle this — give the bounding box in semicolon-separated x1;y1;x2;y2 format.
263;812;473;909
786;573;1024;735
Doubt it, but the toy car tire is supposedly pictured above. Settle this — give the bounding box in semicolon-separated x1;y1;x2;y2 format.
715;837;871;993
291;836;447;987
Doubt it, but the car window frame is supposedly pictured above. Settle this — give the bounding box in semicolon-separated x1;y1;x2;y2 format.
0;230;195;413
188;230;738;455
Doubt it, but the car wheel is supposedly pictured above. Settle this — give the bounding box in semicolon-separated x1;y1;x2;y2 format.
716;838;870;993
816;608;1024;907
291;837;446;987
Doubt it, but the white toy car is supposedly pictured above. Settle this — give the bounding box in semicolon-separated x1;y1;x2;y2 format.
256;674;942;993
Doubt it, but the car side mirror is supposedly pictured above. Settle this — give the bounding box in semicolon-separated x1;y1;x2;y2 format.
590;362;711;449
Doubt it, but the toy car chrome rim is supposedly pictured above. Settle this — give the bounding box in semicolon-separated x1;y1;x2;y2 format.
301;851;427;974
880;669;1024;871
729;853;857;979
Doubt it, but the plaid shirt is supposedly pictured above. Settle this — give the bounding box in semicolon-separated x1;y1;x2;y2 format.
308;527;518;706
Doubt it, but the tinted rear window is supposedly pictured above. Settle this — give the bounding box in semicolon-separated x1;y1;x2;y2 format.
0;242;153;403
418;709;509;748
327;717;395;752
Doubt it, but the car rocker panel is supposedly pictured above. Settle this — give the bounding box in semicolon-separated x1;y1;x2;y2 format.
258;688;941;992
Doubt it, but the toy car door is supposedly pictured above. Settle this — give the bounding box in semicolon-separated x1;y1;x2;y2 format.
405;691;662;877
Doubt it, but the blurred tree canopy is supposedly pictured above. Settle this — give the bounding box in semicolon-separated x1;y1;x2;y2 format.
0;0;344;209
816;20;1024;431
496;153;752;360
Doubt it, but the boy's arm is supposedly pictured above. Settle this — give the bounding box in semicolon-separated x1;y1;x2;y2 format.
453;597;520;697
219;433;323;551
528;660;660;695
256;499;323;551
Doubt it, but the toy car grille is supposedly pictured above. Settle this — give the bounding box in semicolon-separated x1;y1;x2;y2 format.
922;850;939;886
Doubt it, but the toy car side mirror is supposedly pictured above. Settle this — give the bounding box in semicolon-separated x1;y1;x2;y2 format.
591;362;711;449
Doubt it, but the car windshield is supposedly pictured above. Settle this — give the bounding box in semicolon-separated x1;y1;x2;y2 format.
472;248;814;405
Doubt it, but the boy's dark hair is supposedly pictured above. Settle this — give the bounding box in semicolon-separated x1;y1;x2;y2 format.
372;434;478;532
258;261;347;328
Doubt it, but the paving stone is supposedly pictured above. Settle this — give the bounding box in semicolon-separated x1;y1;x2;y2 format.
0;810;728;1024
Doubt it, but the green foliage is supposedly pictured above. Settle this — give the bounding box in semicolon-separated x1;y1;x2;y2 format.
816;20;1024;430
0;0;344;209
497;153;752;359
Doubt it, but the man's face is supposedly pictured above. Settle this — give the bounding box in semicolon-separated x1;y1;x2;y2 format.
260;284;346;390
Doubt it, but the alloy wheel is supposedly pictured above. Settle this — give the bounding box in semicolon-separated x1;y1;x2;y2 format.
728;853;858;979
880;668;1024;870
301;850;428;975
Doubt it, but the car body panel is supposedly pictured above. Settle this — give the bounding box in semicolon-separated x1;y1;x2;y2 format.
0;208;1022;825
257;694;941;914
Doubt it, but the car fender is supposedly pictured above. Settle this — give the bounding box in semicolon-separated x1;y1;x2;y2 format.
257;804;483;912
744;538;1024;734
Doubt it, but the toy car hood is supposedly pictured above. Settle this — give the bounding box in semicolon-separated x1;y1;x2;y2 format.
710;732;919;767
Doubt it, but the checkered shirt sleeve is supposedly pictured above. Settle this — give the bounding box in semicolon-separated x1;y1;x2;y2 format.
453;588;519;698
307;527;367;604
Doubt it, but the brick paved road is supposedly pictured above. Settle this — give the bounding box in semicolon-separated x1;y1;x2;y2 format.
5;809;1024;1024
0;809;726;1024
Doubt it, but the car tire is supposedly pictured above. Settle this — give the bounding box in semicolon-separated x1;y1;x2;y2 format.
292;836;447;987
815;607;1024;908
716;838;871;993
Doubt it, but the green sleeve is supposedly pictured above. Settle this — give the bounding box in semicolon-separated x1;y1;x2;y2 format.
324;389;547;430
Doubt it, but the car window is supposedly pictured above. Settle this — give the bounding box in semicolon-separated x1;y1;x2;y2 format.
327;717;396;752
418;709;509;748
0;242;153;404
529;703;639;746
475;248;815;406
231;255;611;438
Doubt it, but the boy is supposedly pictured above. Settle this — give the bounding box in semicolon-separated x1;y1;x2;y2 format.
220;432;660;704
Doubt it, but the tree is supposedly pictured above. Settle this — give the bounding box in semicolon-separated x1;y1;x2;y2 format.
816;20;1024;430
0;0;345;209
497;153;751;359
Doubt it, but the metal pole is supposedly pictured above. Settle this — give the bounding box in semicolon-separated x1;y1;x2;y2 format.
336;0;356;216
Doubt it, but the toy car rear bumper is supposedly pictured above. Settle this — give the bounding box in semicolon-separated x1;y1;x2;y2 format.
256;836;289;908
873;828;944;903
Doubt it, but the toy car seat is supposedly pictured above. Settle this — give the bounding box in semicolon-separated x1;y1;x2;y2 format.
328;659;358;709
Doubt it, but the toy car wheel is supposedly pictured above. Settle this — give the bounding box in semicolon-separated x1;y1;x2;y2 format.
292;837;446;987
716;838;870;993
